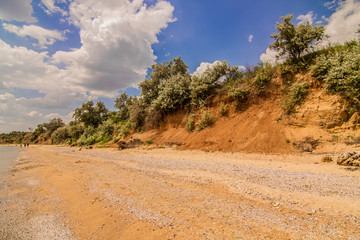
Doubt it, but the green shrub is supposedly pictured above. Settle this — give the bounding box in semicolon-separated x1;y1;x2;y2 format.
197;110;215;131
282;82;309;114
185;113;195;133
228;87;249;102
311;54;332;82
77;126;97;146
242;65;258;82
68;121;84;143
113;92;130;122
233;101;240;111
99;136;113;145
218;104;229;116
127;97;146;130
227;86;249;111
31;118;65;142
77;135;96;146
332;135;340;142
116;120;133;138
143;140;153;145
312;41;360;109
346;134;355;140
152;73;191;112
51;126;69;144
253;63;275;92
190;61;240;106
97;120;114;138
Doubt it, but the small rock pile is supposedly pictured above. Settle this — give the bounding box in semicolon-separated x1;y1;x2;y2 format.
337;152;360;167
293;137;320;152
118;138;143;150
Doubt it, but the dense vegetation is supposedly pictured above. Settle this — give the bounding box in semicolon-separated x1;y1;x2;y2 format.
1;14;359;146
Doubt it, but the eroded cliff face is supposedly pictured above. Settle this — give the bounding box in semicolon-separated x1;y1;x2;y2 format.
288;90;350;129
130;74;360;154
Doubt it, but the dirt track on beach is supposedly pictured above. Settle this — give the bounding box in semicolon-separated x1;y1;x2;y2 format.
1;145;360;239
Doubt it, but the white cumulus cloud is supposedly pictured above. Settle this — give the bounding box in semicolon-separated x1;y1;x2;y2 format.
0;0;175;132
325;0;360;44
0;0;36;22
40;0;68;16
52;0;175;97
193;61;222;77
324;0;338;9
259;48;285;65
193;61;245;83
297;11;314;25
248;34;254;43
2;23;66;48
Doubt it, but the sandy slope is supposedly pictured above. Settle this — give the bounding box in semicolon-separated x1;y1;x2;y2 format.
1;145;360;239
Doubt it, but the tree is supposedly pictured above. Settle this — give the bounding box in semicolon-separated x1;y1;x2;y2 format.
136;56;191;128
139;56;189;105
73;101;109;128
31;123;46;141
43;118;65;139
114;92;130;121
152;73;191;112
43;118;65;133
30;118;65;141
67;121;84;143
127;96;146;130
51;126;69;144
190;61;240;106
270;14;326;61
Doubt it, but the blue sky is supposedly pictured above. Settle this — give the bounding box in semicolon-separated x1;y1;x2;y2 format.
153;0;332;71
0;0;359;132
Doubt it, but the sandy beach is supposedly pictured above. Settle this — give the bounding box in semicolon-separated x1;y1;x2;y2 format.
0;145;360;239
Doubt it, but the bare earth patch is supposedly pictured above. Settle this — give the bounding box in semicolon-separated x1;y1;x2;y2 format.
1;145;360;239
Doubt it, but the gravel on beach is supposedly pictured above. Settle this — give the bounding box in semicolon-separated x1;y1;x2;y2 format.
0;145;359;239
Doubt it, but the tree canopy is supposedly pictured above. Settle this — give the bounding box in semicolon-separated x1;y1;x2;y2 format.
139;56;189;105
31;118;65;141
73;101;108;128
114;92;131;122
270;14;326;61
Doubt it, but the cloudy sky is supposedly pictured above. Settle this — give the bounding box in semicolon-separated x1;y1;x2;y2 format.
0;0;359;132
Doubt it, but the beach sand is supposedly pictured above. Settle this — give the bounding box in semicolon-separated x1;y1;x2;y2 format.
0;146;20;176
0;145;359;239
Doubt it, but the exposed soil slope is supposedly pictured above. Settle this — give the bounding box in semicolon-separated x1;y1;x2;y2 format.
132;84;360;154
137;98;293;153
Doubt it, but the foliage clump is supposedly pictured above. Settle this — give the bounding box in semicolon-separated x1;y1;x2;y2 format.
116;120;133;138
253;63;275;92
77;126;98;146
197;110;216;131
185;113;196;133
218;104;229;116
31;118;65;142
191;61;240;106
228;87;249;102
73;101;108;128
282;82;309;114
312;40;360;110
51;126;69;144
